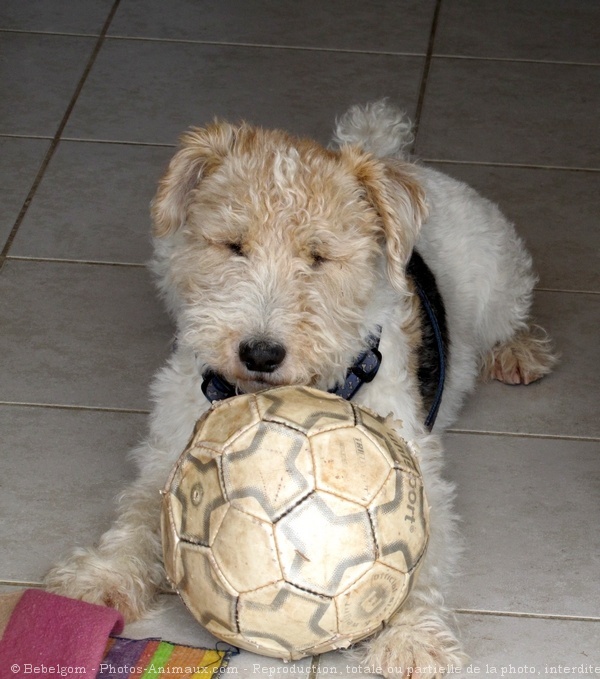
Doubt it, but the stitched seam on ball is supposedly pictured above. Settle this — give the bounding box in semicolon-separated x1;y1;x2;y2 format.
366;507;381;561
178;536;210;548
217;455;229;503
284;579;330;601
271;489;313;524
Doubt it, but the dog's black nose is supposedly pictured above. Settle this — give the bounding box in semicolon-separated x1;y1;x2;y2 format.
239;339;286;373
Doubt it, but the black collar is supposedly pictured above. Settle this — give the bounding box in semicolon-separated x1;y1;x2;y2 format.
199;251;447;430
406;250;448;429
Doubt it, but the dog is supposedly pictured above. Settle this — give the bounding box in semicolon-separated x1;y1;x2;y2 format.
45;101;556;676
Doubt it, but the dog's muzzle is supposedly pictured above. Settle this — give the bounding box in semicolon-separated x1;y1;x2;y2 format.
201;331;382;405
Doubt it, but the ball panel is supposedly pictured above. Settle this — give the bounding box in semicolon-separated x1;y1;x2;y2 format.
168;454;226;546
238;582;337;660
310;426;391;505
335;561;411;636
193;393;260;450
211;505;282;593
221;420;314;522
354;405;420;475
256;386;354;435
275;491;375;597
369;469;429;574
176;543;238;638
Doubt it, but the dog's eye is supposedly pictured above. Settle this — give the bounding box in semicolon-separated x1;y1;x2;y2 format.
226;242;244;257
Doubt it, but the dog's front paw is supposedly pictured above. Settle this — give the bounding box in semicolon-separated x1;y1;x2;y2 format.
483;326;558;386
355;606;468;679
44;547;159;622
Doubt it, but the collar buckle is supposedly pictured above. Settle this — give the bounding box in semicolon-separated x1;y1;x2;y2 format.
349;346;382;383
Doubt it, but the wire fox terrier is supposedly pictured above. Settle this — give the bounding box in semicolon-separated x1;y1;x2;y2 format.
46;101;556;676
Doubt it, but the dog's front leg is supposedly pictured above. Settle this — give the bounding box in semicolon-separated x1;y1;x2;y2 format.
45;351;208;621
44;441;175;622
356;590;467;678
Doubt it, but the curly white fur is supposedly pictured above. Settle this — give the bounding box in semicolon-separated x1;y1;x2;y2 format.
332;99;415;159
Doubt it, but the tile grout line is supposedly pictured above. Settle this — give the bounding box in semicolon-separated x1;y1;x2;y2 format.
0;401;151;415
309;654;321;679
411;0;443;144
5;257;599;296
0;133;54;141
0;28;422;56
2;28;600;68
0;0;122;272
2;578;597;625
0;580;45;589
2;580;597;634
431;53;600;68
447;428;600;443
7;256;147;268
455;608;600;623
96;34;427;58
0;133;176;147
536;287;600;295
0;401;596;443
102;36;600;68
423;158;600;173
3;133;600;173
0;29;101;38
57;137;176;148
5;29;598;68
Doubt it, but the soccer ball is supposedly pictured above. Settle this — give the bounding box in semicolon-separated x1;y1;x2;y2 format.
161;386;429;660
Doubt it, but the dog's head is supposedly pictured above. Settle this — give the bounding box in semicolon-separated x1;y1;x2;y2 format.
151;121;427;393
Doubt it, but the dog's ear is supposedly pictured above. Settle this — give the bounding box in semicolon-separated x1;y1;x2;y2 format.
151;121;241;237
340;147;428;293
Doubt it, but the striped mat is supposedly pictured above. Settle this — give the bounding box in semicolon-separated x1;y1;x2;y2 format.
98;637;234;677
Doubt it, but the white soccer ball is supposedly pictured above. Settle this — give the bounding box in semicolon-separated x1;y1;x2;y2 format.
161;386;429;660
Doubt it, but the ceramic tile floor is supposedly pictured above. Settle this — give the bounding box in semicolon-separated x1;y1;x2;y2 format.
1;0;598;676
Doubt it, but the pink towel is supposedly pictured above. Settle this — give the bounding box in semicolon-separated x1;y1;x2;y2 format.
0;589;124;678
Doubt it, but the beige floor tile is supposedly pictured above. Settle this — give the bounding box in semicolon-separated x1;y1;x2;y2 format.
435;0;600;63
0;0;112;34
109;0;435;54
0;260;172;410
458;613;600;675
416;59;600;168
444;433;600;618
0;33;95;137
63;40;424;145
454;292;599;439
0;405;144;582
0;138;50;246
11;141;173;264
